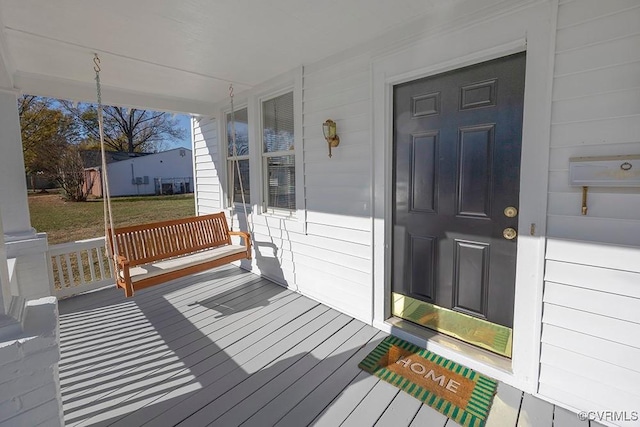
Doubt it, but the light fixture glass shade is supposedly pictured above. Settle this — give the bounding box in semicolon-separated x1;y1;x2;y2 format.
323;119;336;139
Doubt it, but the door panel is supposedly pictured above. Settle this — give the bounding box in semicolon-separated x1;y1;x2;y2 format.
452;239;489;318
458;124;494;218
409;234;436;302
392;52;526;334
410;132;438;213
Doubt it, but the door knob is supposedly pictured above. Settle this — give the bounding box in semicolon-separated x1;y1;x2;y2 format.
504;206;518;218
503;228;517;240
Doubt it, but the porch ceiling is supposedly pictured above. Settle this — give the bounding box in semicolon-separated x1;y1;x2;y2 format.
0;0;446;114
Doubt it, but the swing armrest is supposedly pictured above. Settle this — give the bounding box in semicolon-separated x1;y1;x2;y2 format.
113;255;134;297
229;231;252;259
115;254;130;268
115;255;131;278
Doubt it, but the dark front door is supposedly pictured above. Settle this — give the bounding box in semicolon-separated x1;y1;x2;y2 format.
392;53;526;357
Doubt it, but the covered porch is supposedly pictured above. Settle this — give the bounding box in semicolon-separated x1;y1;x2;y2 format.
59;265;582;427
1;0;639;425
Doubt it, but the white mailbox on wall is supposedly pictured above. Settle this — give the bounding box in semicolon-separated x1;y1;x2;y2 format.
569;155;640;187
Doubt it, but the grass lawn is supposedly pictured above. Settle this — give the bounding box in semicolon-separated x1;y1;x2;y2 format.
29;192;196;245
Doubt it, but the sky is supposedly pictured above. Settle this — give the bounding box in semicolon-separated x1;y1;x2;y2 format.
174;114;192;149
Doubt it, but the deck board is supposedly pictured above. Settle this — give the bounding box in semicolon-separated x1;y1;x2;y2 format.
58;265;571;427
554;406;589;427
168;307;338;426
375;384;423;427
484;382;523;427
311;370;379;426
207;315;362;426
410;405;448;426
340;380;400;426
102;300;322;426
61;280;286;389
242;328;383;427
62;282;294;404
517;393;554;427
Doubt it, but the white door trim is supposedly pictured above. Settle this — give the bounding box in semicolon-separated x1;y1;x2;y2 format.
371;0;558;393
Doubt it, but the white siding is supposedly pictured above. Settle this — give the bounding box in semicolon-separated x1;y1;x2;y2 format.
539;1;640;418
547;0;640;244
297;54;373;321
192;116;222;214
540;239;640;420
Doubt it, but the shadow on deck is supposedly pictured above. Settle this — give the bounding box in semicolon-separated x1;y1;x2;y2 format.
58;265;584;427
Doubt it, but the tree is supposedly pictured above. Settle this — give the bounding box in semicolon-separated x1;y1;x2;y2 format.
20;96;76;189
62;102;185;153
20;96;186;201
55;144;95;202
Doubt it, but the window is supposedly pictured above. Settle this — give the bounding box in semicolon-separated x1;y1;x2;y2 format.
226;107;250;204
262;92;295;212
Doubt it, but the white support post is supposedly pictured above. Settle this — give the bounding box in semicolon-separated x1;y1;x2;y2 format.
0;91;51;299
0;91;34;240
0;52;63;427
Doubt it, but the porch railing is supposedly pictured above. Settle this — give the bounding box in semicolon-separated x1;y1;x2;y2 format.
49;237;114;299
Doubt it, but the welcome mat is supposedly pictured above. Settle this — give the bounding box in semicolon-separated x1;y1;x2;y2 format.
358;336;497;427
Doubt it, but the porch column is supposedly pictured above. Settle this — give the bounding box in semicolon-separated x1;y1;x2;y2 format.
0;91;51;299
0;92;63;427
0;91;34;239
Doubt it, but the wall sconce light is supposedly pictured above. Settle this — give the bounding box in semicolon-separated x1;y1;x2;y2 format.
322;119;340;158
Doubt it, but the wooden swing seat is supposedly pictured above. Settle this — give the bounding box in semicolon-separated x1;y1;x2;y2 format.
108;212;251;297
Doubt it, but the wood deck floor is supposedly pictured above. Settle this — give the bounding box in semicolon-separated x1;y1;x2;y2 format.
58;265;591;427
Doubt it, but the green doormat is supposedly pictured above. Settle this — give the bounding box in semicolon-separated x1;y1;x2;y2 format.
359;336;497;427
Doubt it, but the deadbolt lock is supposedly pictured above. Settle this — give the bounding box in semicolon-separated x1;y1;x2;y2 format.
503;227;517;240
504;206;518;218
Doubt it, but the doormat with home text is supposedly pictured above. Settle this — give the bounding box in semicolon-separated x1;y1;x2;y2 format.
358;336;497;427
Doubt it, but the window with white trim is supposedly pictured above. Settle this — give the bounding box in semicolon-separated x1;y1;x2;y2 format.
226;107;250;205
262;91;295;212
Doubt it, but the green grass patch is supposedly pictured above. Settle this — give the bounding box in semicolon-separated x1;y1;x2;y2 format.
30;193;196;244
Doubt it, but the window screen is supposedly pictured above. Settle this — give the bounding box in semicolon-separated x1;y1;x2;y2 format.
226;107;250;204
262;92;295;210
263;92;294;153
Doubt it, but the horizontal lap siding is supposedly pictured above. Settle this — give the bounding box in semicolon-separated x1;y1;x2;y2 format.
547;0;640;244
299;55;372;321
192;117;222;215
539;1;640;416
540;240;640;413
193;55;374;323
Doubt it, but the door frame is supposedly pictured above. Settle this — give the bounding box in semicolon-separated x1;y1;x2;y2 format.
371;1;558;393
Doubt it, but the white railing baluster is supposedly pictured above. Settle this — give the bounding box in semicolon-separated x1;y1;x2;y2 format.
76;251;86;285
97;246;106;280
64;254;73;286
55;255;65;290
87;247;97;282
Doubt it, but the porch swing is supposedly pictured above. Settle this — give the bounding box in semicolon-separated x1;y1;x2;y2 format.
92;55;252;297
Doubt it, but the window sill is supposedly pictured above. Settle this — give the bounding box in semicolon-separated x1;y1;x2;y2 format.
258;209;306;234
262;208;296;220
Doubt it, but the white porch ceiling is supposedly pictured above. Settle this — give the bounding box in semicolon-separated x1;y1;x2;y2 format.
0;0;443;114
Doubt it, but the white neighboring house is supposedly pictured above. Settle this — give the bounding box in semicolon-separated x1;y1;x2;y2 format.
86;148;193;197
